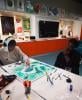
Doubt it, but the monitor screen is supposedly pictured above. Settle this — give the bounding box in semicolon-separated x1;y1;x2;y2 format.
39;20;59;38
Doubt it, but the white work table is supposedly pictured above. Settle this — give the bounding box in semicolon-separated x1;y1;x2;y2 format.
32;68;82;100
0;68;42;100
0;59;82;100
0;79;42;100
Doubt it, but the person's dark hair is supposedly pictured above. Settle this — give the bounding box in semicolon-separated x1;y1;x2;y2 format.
8;40;16;47
3;36;16;47
69;38;79;48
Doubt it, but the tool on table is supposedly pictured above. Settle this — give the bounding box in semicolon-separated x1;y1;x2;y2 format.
63;74;72;83
55;73;62;80
5;90;12;100
0;67;8;73
63;74;70;79
45;72;54;85
0;91;2;100
6;96;10;100
32;89;47;100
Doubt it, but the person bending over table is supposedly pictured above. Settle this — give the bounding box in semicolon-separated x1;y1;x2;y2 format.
0;36;30;66
54;38;81;75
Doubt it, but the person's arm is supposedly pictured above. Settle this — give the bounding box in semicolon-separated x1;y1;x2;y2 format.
15;46;30;66
54;52;65;69
54;53;62;67
79;51;82;64
0;60;3;66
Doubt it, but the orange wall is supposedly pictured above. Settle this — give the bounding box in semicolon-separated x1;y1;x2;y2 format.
17;39;68;56
80;26;82;40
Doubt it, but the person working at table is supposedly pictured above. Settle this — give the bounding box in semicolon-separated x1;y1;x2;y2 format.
0;36;30;66
54;38;81;75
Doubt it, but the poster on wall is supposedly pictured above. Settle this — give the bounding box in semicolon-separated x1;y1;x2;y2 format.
1;16;15;35
16;0;24;12
22;18;30;32
15;16;23;34
16;16;22;23
6;0;15;10
17;27;23;33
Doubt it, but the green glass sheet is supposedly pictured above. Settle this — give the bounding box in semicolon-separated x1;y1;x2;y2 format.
13;59;55;81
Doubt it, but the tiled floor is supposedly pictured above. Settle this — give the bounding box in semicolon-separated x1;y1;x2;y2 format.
32;51;82;76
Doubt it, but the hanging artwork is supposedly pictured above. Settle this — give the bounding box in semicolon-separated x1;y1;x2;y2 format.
48;7;59;16
17;27;23;33
61;9;65;18
33;3;41;13
0;0;5;9
1;16;15;35
40;4;48;15
16;16;21;23
6;0;15;10
23;18;30;32
25;0;34;13
15;16;23;34
16;0;24;12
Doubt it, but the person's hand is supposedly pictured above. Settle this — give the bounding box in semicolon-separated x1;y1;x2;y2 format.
25;60;30;67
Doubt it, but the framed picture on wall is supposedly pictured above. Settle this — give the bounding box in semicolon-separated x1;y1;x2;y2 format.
6;0;15;10
1;16;15;35
22;18;30;32
16;0;24;12
0;0;5;9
